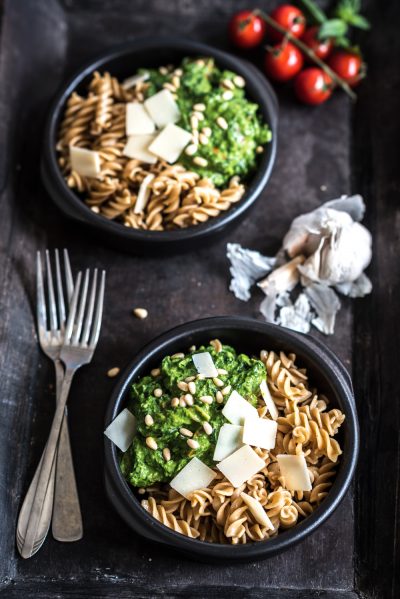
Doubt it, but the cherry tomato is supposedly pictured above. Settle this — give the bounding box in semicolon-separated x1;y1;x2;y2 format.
229;10;266;49
268;5;306;42
302;26;333;61
327;51;363;87
264;42;304;82
294;68;334;105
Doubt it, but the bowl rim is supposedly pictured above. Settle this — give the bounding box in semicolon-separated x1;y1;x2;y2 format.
41;36;278;245
104;316;359;560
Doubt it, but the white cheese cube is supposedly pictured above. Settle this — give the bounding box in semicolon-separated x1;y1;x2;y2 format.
277;454;312;492
69;146;101;178
213;424;244;461
148;124;192;163
144;89;180;128
104;408;136;452
260;379;279;420
242;416;277;450
240;492;274;529
123;134;157;163
217;444;265;488
222;390;258;425
192;352;218;378
126;102;155;136
170;457;217;499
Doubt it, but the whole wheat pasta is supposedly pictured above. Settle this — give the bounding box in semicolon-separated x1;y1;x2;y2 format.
56;65;254;231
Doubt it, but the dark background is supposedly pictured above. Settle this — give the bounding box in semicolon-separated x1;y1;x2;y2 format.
0;0;399;597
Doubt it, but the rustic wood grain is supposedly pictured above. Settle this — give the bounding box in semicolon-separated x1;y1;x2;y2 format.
0;0;397;596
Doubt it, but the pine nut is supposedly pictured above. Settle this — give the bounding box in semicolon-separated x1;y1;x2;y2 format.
216;116;228;130
180;427;193;437
189;345;197;352
217;368;228;375
190;115;199;129
193;111;204;121
145;414;154;426
187;439;199;450
199;395;213;405
151;368;161;377
174;68;183;76
91;206;100;213
185;376;196;382
184;393;194;406
172;352;185;359
163;82;177;92
210;339;223;352
196;373;206;381
222;90;234;101
163;448;171;461
171;397;179;408
193;156;208;167
146;436;157;450
154;388;163;397
172;75;180;88
256;145;264;153
199;133;209;145
213;377;224;387
179;396;187;407
233;75;245;88
188;381;196;394
178;381;189;392
222;78;235;90
159;66;168;75
222;385;232;396
107;367;120;378
138;487;146;494
185;143;198;156
216;391;224;403
202;127;212;137
133;308;148;319
203;422;213;435
193;103;206;111
260;350;268;361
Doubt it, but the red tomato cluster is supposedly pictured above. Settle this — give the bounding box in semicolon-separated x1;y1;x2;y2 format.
229;5;364;105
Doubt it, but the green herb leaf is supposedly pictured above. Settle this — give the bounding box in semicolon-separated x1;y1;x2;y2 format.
298;0;327;25
318;19;348;39
334;36;352;48
346;13;371;29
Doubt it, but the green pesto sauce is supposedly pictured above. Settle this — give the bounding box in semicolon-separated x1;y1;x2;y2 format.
120;343;266;488
141;58;271;187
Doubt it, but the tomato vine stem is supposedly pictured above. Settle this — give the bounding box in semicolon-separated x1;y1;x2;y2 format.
253;8;357;101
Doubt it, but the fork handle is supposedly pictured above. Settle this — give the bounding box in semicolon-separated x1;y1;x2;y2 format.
18;368;75;559
52;361;83;542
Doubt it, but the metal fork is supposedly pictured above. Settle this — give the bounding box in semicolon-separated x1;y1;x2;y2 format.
17;268;106;559
16;250;82;557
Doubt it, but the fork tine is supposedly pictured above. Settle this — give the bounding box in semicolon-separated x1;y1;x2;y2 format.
89;270;106;349
45;250;58;332
81;269;97;346
54;249;66;330
64;272;82;344
71;269;90;345
64;249;74;303
36;252;47;336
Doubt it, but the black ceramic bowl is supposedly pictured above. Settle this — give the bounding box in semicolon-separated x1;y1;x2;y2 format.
104;317;359;561
41;37;278;253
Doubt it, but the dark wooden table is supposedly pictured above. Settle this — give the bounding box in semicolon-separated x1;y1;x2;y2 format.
0;0;398;597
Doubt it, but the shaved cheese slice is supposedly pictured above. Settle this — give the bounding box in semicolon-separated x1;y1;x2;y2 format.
104;408;136;452
170;457;217;499
134;173;155;214
192;352;218;378
70;146;100;178
126;102;155;136
148;123;192;163
144;89;180;128
213;424;244;461
222;390;258;425
217;444;265;488
260;380;279;420
123;134;157;163
240;492;274;529
242;416;277;450
277;454;312;492
122;72;149;90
